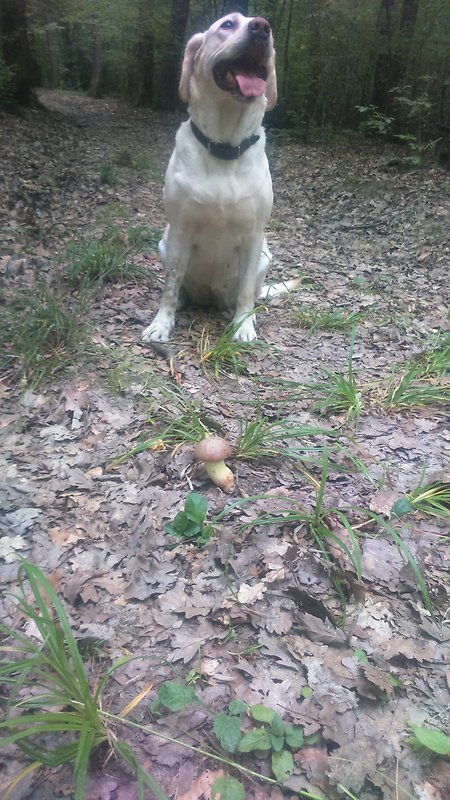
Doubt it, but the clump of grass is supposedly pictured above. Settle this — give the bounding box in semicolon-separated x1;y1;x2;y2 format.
294;306;365;332
198;318;273;379
126;224;161;252
111;385;220;466
235;413;333;465
393;480;450;521
384;364;449;408
409;480;450;519
0;283;85;385
66;226;150;287
0;560;170;800
99;160;119;185
311;329;362;421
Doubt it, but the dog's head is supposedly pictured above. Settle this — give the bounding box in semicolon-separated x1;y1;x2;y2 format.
179;13;277;112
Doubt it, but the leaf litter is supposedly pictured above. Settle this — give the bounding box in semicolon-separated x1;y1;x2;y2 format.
0;90;449;800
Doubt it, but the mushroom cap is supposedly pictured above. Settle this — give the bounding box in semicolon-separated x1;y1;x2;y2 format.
195;436;234;462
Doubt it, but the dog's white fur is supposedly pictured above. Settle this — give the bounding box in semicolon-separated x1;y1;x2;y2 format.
142;13;285;344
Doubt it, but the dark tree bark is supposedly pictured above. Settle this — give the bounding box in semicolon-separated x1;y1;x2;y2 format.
372;0;419;112
134;30;154;106
0;0;37;106
88;14;103;97
155;0;189;110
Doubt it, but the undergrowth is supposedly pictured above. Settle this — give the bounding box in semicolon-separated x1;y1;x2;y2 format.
0;283;87;386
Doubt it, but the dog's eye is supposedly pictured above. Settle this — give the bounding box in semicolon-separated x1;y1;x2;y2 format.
220;19;234;30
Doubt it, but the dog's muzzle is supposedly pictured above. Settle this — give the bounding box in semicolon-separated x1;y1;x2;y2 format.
213;17;272;100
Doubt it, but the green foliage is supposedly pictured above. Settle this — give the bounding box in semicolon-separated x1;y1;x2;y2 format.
408;723;450;756
66;228;144;287
0;560;170;800
150;680;199;715
384;364;450;408
164;492;213;546
211;775;245;800
0;283;85;385
311;329;362;422
356;105;393;138
294;305;366;332
392;481;450;520
113;385;215;464
198;318;272;379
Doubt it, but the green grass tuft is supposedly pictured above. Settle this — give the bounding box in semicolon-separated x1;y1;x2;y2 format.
0;284;85;386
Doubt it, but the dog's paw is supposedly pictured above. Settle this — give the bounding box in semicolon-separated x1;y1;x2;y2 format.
232;316;257;342
142;311;174;343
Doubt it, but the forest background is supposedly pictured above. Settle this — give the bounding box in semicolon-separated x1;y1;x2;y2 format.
1;0;449;150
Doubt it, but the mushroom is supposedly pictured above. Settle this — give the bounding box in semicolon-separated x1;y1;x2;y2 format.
194;436;235;493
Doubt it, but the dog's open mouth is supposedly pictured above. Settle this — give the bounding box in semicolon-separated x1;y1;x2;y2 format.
213;57;268;99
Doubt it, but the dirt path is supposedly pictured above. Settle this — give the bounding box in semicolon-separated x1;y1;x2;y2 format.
0;91;449;800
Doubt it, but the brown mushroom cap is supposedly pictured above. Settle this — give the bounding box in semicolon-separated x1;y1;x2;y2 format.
194;436;234;462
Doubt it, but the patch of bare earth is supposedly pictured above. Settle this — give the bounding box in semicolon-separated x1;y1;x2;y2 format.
0;91;449;800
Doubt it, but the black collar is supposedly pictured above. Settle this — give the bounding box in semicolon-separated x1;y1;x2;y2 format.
190;120;260;160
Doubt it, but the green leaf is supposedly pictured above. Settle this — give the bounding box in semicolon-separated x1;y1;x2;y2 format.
238;728;271;753
409;723;450;756
270;715;286;737
391;497;415;517
300;685;314;698
284;724;304;750
304;732;321;746
211;775;245;800
165;513;201;539
249;704;276;724
213;713;242;753
228;699;248;716
156;681;198;712
184;492;208;524
271;749;294;782
269;732;285;752
354;649;369;665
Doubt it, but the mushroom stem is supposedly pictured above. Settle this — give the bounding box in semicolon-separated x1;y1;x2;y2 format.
203;461;235;493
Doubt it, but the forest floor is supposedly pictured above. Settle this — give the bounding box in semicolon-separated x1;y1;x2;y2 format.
0;90;449;800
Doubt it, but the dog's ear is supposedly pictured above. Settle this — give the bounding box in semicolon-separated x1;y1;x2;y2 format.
179;33;204;103
265;52;277;112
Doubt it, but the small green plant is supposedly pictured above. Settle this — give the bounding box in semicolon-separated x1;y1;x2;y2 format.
0;560;170;800
198;318;271;379
407;723;450;756
126;224;161;251
214;702;319;783
164;492;213;546
392;480;450;520
66;225;152;287
312;329;362;421
149;681;320;795
112;385;216;465
0;284;85;385
293;305;365;332
355;104;394;138
99;160;119;185
392;84;434;167
235;413;333;464
384;364;450;408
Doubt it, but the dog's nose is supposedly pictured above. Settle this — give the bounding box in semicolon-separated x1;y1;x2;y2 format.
248;17;271;40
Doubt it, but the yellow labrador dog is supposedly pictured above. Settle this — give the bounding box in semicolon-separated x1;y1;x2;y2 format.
142;13;293;343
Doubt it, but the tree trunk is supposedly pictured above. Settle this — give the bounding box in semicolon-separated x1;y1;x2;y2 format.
88;15;102;98
0;0;37;106
372;0;419;112
155;0;189;110
134;31;154;106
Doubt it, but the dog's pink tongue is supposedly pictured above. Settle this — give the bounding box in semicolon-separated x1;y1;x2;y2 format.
235;72;266;97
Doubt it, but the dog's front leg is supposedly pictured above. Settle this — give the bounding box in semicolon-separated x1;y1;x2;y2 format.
232;239;267;342
142;233;187;342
